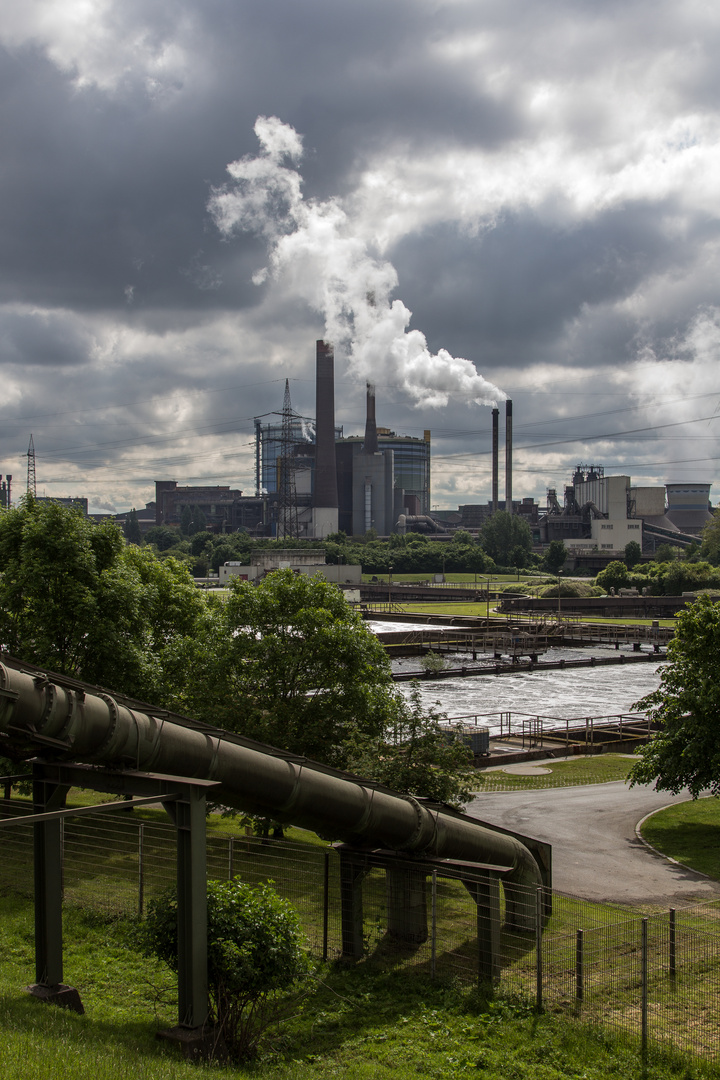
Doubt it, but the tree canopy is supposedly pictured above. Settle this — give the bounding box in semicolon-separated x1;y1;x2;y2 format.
543;540;567;574
167;568;404;770
0;497;206;703
480;511;532;565
0;503;475;806
700;508;720;566
629;595;720;797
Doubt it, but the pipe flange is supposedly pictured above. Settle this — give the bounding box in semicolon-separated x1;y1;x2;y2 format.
396;796;436;853
93;693;120;757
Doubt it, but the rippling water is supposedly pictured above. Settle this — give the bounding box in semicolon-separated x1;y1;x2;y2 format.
396;658;661;725
370;620;663;726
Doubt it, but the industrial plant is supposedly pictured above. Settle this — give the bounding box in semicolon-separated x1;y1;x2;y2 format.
1;339;714;564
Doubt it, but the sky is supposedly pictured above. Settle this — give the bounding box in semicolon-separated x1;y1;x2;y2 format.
1;0;719;515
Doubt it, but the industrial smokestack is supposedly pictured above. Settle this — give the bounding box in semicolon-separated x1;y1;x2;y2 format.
491;407;499;514
364;383;378;454
313;340;339;536
505;399;513;513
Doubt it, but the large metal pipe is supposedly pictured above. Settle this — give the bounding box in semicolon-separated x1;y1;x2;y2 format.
505;399;513;513
491;407;499;514
0;661;545;929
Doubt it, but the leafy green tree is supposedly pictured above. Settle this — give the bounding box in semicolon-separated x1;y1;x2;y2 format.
173;569;403;769
654;543;679;563
180;504;193;536
191;531;213;556
543;540;567;574
0;498;206;704
144;878;310;1061
188;504;207;536
145;525;183;551
700;508;720;566
595;560;630;593
124;508;142;546
350;687;475;809
630;596;720;797
624;540;642;569
480;511;532;566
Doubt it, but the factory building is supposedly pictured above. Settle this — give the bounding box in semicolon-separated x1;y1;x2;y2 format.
155;481;245;530
254;342;431;538
539;466;713;559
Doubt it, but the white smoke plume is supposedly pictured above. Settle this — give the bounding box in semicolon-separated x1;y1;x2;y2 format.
209;116;505;409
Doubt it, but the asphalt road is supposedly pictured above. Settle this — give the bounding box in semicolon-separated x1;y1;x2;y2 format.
466;782;720;905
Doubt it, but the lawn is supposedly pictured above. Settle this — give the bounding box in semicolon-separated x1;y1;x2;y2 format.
474;754;635;792
639;796;720;880
0;893;717;1079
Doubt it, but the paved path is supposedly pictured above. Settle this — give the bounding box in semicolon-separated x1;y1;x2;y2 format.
466;782;720;905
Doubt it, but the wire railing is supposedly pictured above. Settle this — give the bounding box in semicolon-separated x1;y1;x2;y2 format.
1;803;718;1061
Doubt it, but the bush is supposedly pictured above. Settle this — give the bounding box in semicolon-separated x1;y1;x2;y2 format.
144;878;312;1061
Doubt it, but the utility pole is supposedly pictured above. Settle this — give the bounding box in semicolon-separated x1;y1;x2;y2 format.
26;435;37;497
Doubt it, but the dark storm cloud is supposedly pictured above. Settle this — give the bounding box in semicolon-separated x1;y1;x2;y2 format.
389;199;716;369
0;0;718;509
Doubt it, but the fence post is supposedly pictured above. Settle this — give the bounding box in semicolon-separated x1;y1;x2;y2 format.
322;852;330;962
431;870;437;980
669;908;676;978
59;818;65;899
535;887;543;1012
138;823;145;918
641;918;648;1055
228;836;234;881
575;929;583;1005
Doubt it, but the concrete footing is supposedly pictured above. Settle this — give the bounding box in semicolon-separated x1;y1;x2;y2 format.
27;983;84;1013
157;1024;227;1062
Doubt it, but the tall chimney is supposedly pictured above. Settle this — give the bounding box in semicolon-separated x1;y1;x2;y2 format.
364;383;378;454
313;340;339;536
505;399;513;513
491;407;499;513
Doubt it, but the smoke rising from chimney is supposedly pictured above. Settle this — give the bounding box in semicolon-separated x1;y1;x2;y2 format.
209;116;506;410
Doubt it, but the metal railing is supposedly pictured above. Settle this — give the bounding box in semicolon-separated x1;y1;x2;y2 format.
1;803;718;1061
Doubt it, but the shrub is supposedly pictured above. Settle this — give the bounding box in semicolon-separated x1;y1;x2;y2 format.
144;878;312;1061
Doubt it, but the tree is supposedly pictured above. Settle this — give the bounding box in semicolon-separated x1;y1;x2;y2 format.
624;540;642;569
543;540;567;574
480;511;532;566
173;569;404;769
180;504;194;536
350;687;475;809
144;878;310;1061
188;504;207;536
629;595;720;797
700;508;720;566
654;543;679;563
0;497;206;704
595;560;630;593
124;508;142;546
145;525;183;552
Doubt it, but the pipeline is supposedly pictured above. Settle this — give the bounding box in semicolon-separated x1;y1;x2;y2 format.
0;658;547;930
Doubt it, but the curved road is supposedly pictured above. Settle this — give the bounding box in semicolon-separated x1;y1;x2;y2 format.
466;782;720;905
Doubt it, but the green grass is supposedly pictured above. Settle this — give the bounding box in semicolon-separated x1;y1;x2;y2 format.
474;754;635;792
639;797;720;880
0;894;717;1079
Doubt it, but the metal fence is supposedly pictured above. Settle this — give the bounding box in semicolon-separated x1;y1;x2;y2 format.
1;802;718;1061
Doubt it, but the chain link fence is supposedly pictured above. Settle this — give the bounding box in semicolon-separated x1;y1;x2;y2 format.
1;801;718;1061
